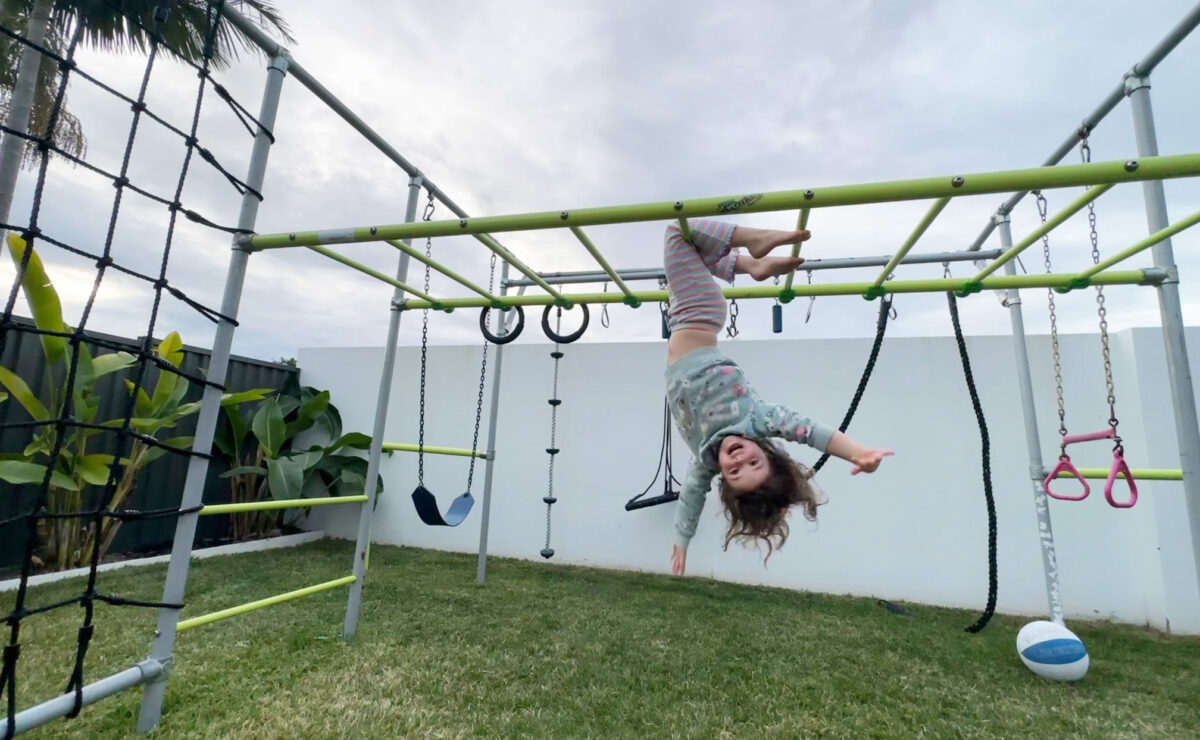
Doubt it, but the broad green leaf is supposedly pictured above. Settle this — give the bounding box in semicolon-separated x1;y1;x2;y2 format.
91;351;136;379
276;395;300;419
215;406;249;458
220;465;267;479
149;333;184;414
126;379;154;418
265;456;304;500
72;342;96;396
326;432;371;453
156;331;184;368
0;363;48;420
4;233;67;365
287;390;329;437
75;454;117;486
252;398;287;457
141;436;193;466
220;388;273;406
0;460;80;490
318;403;343;442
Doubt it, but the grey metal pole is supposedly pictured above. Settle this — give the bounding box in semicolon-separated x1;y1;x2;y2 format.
997;216;1065;625
476;266;512;584
0;0;52;229
1126;76;1200;602
342;177;423;638
136;53;290;733
10;660;163;736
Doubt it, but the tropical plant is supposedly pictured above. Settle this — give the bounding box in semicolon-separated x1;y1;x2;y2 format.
0;232;268;569
215;374;383;541
0;0;295;168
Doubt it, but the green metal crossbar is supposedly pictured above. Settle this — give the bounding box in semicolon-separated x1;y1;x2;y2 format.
401;269;1155;310
472;232;564;303
387;239;496;301
176;575;357;632
382;442;489;458
782;208;811;292
306;245;441;305
1054;468;1183;481
199;495;368;516
1077;206;1200;279
249;153;1200;250
872;197;951;290
570;226;635;300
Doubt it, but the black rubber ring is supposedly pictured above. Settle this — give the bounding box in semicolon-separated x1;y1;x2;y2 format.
542;304;589;344
480;306;524;344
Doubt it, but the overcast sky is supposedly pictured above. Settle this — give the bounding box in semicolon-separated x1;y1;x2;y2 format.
3;0;1199;362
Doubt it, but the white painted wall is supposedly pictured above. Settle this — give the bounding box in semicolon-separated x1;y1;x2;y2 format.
299;325;1200;634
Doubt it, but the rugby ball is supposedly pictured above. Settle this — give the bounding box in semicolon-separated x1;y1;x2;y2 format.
1016;620;1089;682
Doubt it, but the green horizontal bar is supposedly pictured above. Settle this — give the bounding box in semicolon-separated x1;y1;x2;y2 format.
471;232;563;303
874;197;951;288
387;239;496;301
177;575;357;632
403;269;1153;310
972;183;1114;282
249;153;1200;249
782;208;811;292
571;226;634;299
1054;468;1183;481
382;442;489;459
1077;206;1200;279
307;245;441;305
200;495;368;516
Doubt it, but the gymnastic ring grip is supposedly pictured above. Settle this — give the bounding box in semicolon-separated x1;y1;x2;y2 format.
480;305;524;344
542;303;589;344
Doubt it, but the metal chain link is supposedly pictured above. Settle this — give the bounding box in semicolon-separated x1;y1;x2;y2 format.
805;270;815;323
1037;191;1069;457
600;282;610;328
1080;139;1120;445
726;298;740;338
465;252;498;491
416;190;435;483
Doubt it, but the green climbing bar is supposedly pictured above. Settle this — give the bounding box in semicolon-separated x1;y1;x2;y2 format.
1076;206;1200;279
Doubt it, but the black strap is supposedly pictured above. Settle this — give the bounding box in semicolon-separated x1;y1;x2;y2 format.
626;398;681;511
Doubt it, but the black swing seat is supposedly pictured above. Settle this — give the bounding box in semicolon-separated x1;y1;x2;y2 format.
624;490;679;511
411;485;475;527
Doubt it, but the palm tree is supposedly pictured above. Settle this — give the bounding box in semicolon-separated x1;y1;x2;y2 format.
0;0;295;170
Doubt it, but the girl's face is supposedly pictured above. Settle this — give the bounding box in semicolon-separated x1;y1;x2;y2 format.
718;435;769;491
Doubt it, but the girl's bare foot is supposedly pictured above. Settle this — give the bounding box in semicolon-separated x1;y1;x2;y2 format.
747;255;804;281
732;226;812;258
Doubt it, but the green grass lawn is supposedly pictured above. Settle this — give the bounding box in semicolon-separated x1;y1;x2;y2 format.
4;539;1198;738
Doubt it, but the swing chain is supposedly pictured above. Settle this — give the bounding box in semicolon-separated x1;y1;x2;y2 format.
1036;191;1069;457
416;191;436;483
465;254;497;491
726;298;740;338
601;283;610;328
943;261;952;279
1081;138;1120;444
805;269;815;323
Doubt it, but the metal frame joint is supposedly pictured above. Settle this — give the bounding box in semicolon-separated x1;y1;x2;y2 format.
1123;72;1151;95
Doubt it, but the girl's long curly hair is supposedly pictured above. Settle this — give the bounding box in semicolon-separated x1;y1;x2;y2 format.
717;439;824;561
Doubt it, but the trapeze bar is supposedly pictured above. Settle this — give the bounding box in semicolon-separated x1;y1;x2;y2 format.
387;239;496;301
404;268;1160;310
504;248;1007;288
570;226;635;299
872;197;951;288
247;153;1200;250
782;208;812;291
199;495;369;516
382;442;490;459
1052;468;1183;481
8;660;164;735
1077;206;1200;279
972;183;1114;282
306;245;442;305
176;575;357;632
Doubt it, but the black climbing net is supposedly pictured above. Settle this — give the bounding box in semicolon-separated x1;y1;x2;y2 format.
0;1;270;735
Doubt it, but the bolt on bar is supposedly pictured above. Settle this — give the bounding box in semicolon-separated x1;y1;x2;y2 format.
199;495;369;516
873;197;951;288
307;244;442;305
972;183;1115;282
404;269;1161;310
1051;468;1184;481
783;208;812;291
382;442;490;459
387;239;496;301
248;154;1200;250
177;575;357;632
1076;206;1200;280
569;226;635;300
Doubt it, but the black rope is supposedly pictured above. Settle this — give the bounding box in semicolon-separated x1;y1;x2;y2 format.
813;295;893;473
0;504;204;530
947;293;998;633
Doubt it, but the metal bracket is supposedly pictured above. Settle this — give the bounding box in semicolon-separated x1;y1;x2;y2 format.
991;212;1011;226
267;52;291;74
1030;465;1046;481
232;233;255;252
391;298;408;311
1140;266;1174;285
1123;73;1151;95
409;173;424;189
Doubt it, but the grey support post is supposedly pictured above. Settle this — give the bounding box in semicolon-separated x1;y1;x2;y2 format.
136;53;290;733
1126;74;1200;601
997;215;1066;624
0;0;52;229
343;176;424;638
476;265;513;584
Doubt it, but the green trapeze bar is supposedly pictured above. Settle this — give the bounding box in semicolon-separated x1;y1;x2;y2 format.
782;208;812;292
570;226;634;299
387;239;496;301
402;269;1152;310
249;153;1200;249
307;245;441;305
176;575;357;632
873;197;951;288
1077;206;1200;279
199;495;368;516
1054;468;1183;481
471;232;563;303
972;183;1114;282
382;442;488;459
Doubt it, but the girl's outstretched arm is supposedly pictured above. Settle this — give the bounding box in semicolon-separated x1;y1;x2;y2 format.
825;431;894;474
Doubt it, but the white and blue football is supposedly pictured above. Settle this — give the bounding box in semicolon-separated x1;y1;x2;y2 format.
1016;620;1089;682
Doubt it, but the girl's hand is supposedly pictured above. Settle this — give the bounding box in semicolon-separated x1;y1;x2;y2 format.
671;545;687;576
851;449;894;475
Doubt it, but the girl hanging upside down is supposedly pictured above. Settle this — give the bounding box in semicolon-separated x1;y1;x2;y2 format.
663;219;893;576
